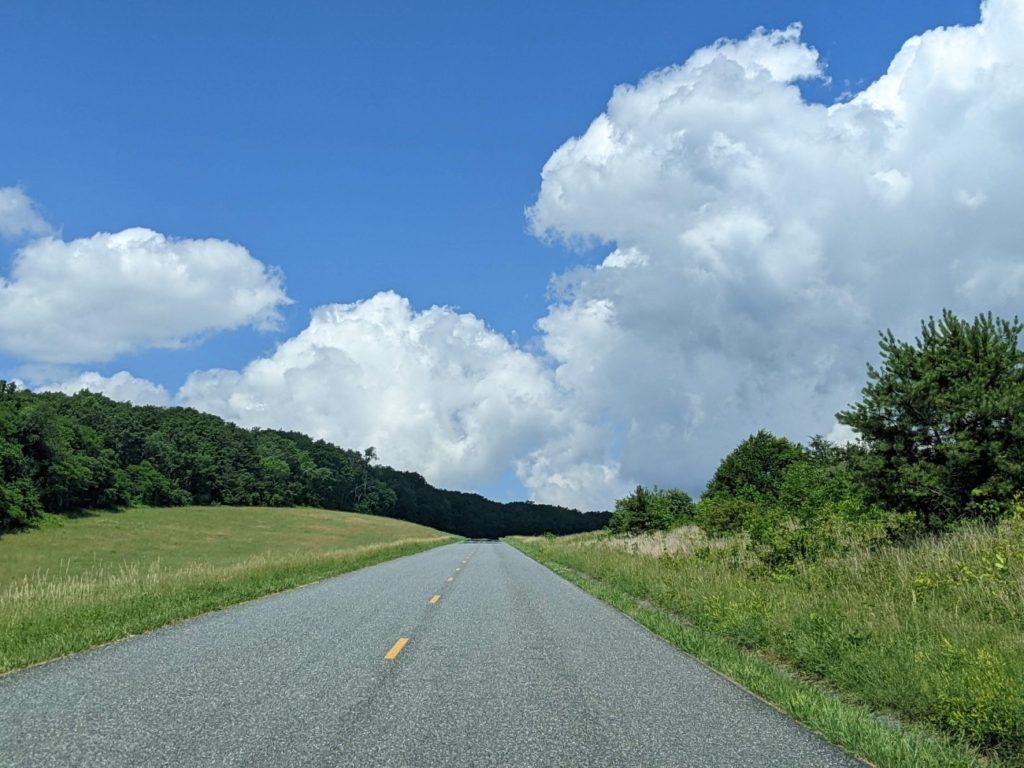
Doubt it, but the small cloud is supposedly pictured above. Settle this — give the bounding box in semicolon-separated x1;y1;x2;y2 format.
39;370;171;407
869;169;913;204
0;223;290;364
0;186;52;239
598;247;648;270
956;188;987;209
825;422;859;447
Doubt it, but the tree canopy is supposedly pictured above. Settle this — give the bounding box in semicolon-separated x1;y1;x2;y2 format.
837;310;1024;527
0;385;608;538
608;486;694;534
703;430;805;502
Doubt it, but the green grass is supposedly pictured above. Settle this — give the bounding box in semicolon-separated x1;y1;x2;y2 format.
509;520;1024;768
0;506;457;674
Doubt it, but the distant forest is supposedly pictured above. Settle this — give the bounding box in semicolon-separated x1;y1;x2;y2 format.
0;383;609;538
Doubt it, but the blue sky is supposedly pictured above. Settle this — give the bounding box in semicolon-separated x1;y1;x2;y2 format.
1;1;977;361
3;1;1010;507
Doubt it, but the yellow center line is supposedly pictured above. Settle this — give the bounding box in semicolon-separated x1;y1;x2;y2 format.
447;576;454;582
429;594;440;604
384;637;409;660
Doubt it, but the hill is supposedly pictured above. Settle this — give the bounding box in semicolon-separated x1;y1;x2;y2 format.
0;505;455;673
0;382;609;537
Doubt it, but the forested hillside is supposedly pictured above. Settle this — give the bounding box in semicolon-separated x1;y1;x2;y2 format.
0;383;608;538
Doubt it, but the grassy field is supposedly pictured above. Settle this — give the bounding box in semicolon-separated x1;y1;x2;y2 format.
509;519;1024;768
0;506;457;674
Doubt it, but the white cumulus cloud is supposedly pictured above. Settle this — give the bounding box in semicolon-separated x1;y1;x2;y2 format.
178;291;570;494
40;370;171;407
0;224;290;363
0;186;52;239
522;0;1024;501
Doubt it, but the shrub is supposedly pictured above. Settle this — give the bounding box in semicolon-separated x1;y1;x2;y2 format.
0;477;43;532
695;496;758;536
609;486;694;533
652;488;696;523
918;638;1024;751
776;446;864;524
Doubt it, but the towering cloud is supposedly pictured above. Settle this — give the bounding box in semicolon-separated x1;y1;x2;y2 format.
522;0;1024;500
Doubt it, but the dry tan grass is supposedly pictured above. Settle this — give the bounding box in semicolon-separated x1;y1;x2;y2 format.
596;525;705;556
560;525;742;558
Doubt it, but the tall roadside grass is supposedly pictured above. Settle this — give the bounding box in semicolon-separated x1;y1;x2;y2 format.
510;517;1024;767
0;506;457;674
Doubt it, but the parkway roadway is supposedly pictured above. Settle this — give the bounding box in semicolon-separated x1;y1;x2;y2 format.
0;540;865;767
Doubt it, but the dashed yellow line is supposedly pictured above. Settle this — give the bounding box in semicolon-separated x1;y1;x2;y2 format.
447;576;454;582
384;637;409;660
429;594;441;604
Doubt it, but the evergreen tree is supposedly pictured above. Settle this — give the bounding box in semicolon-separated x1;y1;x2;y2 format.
837;310;1024;527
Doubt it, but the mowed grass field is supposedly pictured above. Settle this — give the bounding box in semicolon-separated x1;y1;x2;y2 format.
0;506;457;674
510;520;1024;768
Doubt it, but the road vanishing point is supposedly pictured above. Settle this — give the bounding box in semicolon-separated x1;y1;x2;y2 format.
0;541;865;767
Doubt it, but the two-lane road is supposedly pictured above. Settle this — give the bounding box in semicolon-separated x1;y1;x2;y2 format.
0;541;864;767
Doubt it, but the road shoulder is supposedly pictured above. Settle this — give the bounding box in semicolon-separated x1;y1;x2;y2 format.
507;537;983;768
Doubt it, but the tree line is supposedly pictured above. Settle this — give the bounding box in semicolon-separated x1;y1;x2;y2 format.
0;384;608;538
610;310;1024;566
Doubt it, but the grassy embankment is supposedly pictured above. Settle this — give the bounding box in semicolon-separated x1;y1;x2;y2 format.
0;506;457;674
509;520;1024;768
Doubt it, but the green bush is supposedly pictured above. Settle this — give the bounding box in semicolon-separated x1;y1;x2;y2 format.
695;495;758;536
741;508;812;567
0;477;43;532
741;506;902;569
919;637;1024;751
776;448;864;523
609;486;694;533
654;488;696;522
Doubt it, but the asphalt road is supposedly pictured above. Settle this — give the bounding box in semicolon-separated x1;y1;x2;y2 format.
0;541;865;767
